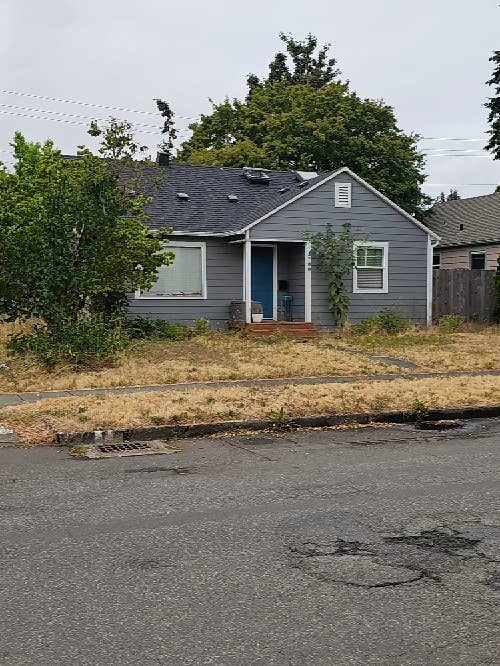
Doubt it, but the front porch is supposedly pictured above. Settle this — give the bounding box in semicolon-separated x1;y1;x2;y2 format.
240;237;313;324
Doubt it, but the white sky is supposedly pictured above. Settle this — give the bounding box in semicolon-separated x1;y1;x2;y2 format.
1;0;499;199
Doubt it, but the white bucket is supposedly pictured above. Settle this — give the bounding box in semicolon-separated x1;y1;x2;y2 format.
252;313;264;323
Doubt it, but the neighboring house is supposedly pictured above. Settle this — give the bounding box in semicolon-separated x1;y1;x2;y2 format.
426;193;500;270
129;161;439;329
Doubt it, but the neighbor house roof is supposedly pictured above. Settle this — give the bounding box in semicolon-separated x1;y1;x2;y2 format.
426;192;500;248
139;162;437;239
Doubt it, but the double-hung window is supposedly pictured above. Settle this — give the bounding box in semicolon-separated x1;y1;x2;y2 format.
136;241;207;299
353;242;388;293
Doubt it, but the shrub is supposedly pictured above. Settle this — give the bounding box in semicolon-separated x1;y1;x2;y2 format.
353;310;412;335
437;314;465;333
193;317;211;334
124;316;192;341
7;317;127;369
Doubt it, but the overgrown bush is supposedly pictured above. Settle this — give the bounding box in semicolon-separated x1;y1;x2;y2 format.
437;314;465;333
124;316;193;341
7;317;127;369
353;310;412;335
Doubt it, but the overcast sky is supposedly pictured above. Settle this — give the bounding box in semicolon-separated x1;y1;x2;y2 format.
1;0;499;199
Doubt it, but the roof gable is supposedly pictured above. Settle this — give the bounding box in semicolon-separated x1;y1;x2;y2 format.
240;167;439;240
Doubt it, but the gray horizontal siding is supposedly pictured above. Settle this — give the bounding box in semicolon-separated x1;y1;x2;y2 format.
128;236;243;328
250;174;429;325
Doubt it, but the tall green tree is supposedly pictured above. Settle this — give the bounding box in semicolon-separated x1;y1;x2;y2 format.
176;34;429;217
436;189;461;203
0;133;170;334
485;50;500;160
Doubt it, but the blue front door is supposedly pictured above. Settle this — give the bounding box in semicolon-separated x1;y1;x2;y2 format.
251;246;274;319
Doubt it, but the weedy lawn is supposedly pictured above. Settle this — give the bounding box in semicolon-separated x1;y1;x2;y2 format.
3;373;500;444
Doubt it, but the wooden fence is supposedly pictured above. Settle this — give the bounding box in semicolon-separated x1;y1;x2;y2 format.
433;269;497;322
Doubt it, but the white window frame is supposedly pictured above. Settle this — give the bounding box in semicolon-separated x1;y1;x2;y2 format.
433;251;441;269
334;182;352;208
353;241;389;294
135;241;207;300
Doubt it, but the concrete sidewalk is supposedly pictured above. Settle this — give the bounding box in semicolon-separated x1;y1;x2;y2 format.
1;368;500;407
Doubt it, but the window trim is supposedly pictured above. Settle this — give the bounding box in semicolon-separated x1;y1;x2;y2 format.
433;252;441;269
469;250;486;270
135;241;207;300
334;182;352;208
353;241;389;294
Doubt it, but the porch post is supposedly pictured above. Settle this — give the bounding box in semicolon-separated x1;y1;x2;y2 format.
304;241;312;323
244;233;252;324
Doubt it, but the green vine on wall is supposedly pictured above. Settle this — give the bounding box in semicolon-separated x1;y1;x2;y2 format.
304;223;357;327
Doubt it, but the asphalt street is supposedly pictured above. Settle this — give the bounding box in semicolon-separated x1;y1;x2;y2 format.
1;419;499;665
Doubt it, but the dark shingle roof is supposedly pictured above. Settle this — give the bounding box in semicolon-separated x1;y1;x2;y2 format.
140;162;326;234
426;192;500;247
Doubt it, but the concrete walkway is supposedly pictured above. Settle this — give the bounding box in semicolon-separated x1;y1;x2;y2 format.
1;368;500;407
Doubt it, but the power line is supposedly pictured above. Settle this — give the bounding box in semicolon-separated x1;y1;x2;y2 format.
0;88;200;122
0;108;194;138
0;104;192;134
420;137;485;142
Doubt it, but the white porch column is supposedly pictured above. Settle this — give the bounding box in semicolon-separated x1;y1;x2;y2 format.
427;236;437;327
244;233;252;324
304;241;312;323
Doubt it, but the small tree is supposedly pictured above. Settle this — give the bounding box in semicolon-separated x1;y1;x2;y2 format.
0;133;172;365
88;117;149;161
493;255;500;323
304;223;356;326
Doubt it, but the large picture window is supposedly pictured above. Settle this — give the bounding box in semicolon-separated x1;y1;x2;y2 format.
137;242;207;299
353;242;388;293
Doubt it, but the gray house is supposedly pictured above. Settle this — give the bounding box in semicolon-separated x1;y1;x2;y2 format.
129;162;439;329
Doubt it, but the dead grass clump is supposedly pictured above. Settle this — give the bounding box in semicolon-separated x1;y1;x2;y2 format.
3;373;500;445
0;330;391;392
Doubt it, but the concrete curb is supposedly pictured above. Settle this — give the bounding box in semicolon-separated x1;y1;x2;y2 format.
55;404;500;446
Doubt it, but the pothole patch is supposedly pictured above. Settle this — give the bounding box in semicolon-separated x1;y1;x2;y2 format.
413;420;465;432
289;528;496;590
383;530;480;553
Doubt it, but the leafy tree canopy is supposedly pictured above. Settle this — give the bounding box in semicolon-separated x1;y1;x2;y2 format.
88;117;149;161
485;50;500;160
176;33;429;217
246;32;340;93
0;133;171;334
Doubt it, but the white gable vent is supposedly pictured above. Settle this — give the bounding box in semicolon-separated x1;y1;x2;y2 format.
335;182;352;208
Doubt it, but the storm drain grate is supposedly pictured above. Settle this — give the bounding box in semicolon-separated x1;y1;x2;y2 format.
97;442;151;453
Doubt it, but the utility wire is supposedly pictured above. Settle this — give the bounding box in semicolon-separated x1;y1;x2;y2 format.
0;108;194;137
0;88;200;121
0;103;192;134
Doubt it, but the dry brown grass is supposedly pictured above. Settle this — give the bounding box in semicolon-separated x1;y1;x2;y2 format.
4;374;500;445
1;322;499;394
0;329;392;393
338;325;500;372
